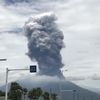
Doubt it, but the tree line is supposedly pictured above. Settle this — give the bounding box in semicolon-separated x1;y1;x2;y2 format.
0;82;57;100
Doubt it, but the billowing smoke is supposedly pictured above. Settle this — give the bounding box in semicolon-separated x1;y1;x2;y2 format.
24;12;65;78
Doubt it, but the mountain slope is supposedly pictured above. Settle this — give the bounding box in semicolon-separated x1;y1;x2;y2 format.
0;78;100;100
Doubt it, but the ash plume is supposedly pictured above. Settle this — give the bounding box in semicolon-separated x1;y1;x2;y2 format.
24;12;65;78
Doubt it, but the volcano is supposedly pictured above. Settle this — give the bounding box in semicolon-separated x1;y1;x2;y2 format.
0;76;100;100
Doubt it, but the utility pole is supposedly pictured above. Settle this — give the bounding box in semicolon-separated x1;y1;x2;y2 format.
61;89;76;100
73;90;76;100
77;93;79;100
5;66;36;100
0;59;7;100
59;70;67;100
83;96;85;100
91;95;93;100
5;68;8;100
50;88;52;100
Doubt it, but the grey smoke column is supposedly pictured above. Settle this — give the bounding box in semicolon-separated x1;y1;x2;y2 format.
24;12;65;78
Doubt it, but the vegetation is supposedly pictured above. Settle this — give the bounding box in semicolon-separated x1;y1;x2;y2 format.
28;87;42;100
8;82;22;100
5;81;58;100
42;92;50;100
0;90;5;96
51;93;57;100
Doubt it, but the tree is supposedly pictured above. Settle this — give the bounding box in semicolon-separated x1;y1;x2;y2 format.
28;90;34;100
42;92;50;100
0;90;5;96
28;87;42;100
36;87;42;98
51;93;57;100
22;88;28;100
8;82;22;100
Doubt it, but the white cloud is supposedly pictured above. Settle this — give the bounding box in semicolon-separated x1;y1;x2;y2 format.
66;76;86;81
19;73;59;83
91;74;100;80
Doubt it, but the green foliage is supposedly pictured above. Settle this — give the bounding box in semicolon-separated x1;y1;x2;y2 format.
42;92;50;100
22;88;28;95
10;82;22;90
8;82;22;100
28;87;42;100
0;90;5;96
36;87;42;97
7;81;57;100
51;93;57;100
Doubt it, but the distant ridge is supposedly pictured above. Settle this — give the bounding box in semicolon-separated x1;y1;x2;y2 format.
0;78;100;100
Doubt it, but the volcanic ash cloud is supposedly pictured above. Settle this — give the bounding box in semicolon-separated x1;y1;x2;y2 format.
24;12;65;78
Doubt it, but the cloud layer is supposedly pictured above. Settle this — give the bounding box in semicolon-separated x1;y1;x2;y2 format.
0;0;100;94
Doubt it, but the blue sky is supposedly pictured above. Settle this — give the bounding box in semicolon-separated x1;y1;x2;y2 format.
0;0;100;94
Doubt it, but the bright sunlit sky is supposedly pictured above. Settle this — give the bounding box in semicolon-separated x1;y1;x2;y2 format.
0;0;100;94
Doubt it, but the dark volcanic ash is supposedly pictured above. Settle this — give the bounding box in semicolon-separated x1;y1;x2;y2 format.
24;12;65;78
